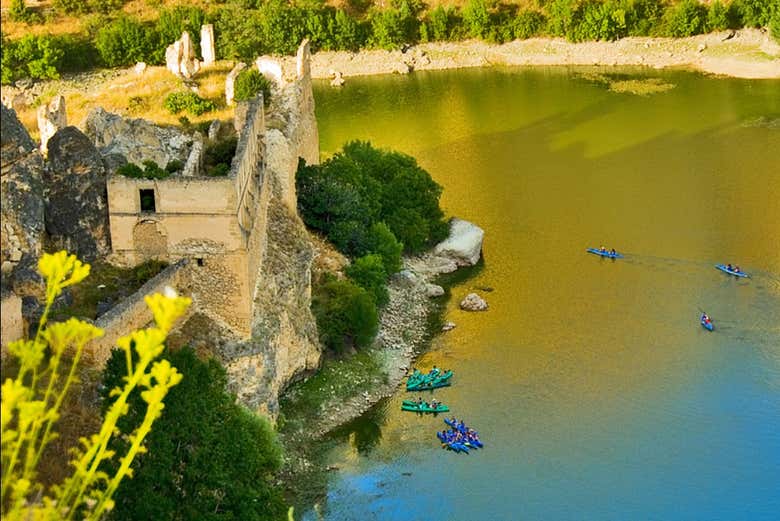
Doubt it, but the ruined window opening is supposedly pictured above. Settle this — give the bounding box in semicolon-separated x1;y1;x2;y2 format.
140;189;156;213
196;258;204;267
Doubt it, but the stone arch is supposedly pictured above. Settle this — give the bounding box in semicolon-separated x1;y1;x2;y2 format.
132;219;168;259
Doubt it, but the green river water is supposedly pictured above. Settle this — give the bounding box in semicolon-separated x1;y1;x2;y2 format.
302;66;780;520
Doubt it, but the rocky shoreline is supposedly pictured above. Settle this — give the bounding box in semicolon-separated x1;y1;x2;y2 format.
276;29;780;81
285;219;485;439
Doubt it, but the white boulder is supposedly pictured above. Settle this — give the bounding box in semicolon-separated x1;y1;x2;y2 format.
460;293;488;312
434;218;484;266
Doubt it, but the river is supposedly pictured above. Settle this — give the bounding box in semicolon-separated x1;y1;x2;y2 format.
303;66;780;520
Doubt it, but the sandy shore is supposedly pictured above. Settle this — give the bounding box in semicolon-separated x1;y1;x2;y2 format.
284;29;780;81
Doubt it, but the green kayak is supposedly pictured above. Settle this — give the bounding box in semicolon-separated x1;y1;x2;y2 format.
400;402;450;413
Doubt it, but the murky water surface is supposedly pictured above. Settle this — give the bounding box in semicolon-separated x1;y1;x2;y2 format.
305;67;780;520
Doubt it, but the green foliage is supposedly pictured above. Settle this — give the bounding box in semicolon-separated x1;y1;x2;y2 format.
367;0;423;49
312;275;379;353
116;161;170;180
421;6;458;42
331;8;365;50
165;159;184;173
1;35;65;84
346;254;389;307
733;0;779;27
101;347;286;521
463;0;492;39
234;68;272;105
662;0;708;36
568;0;628;42
513;10;547;39
2;251;188;521
156;5;205;49
204;136;238;176
9;0;37;23
363;222;403;274
163;91;216;116
297;142;447;255
53;0;126;15
772;8;780;41
95;16;160;67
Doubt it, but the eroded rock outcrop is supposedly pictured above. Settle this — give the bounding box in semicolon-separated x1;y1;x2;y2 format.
44;126;111;261
165;31;200;79
434;218;484;266
460;292;488;311
37;95;67;156
85;108;193;169
1;104;45;281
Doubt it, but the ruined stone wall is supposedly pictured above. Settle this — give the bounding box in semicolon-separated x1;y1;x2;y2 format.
107;176;242;264
86;260;188;366
1;292;24;354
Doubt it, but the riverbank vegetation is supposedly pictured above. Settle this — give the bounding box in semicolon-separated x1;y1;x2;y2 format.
297;141;446;354
3;0;778;84
100;346;287;520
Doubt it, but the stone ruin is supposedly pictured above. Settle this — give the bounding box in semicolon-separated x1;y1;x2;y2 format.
200;24;215;67
225;62;247;106
37;95;67;156
166;31;200;79
165;25;216;79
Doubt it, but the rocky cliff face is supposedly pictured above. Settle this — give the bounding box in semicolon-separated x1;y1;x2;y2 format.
44;127;111;261
1;104;45;292
84;107;194;169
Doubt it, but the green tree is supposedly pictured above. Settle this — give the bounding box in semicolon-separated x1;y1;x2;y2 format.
363;222;403;274
663;0;708;36
95;16;160;67
513;10;547;39
312;275;379;353
462;0;491;39
733;0;779;28
346;254;389;307
707;0;739;31
234;68;272;105
101;347;287;521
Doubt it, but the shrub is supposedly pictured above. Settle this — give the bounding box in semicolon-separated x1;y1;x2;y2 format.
513;10;547;39
421;6;457;41
707;0;739;31
165;159;184;173
116;161;170;179
9;0;36;23
204;136;238;175
346;254;389;307
53;0;126;15
462;0;491;39
95;16;160;67
1;34;65;84
312;275;378;353
234;68;272;105
363;222;403;274
163;91;216;116
662;0;708;36
297;142;447;254
156;5;206;49
101;347;287;521
733;0;778;28
332;8;365;50
1;251;189;520
212;6;265;60
567;0;628;42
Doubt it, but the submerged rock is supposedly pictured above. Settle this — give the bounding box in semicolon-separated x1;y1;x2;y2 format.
434;218;484;266
460;293;488;312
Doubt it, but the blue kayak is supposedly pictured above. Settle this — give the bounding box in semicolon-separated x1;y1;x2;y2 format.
701;318;714;331
715;264;749;278
587;248;623;259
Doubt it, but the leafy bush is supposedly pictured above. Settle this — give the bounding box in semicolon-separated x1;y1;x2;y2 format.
156;5;205;49
95;16;160;67
368;0;423;49
421;6;458;42
165;159;184;173
312;275;379;353
53;0;126;15
101;347;286;521
346;254;389;307
1;251;189;520
363;222;403;274
707;0;739;31
234;68;272;105
568;0;628;42
1;34;65;84
662;0;708;36
204;136;238;176
733;0;778;27
462;0;492;39
513;10;547;39
163;91;216;116
297;141;447;255
116;161;170;179
9;0;37;23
